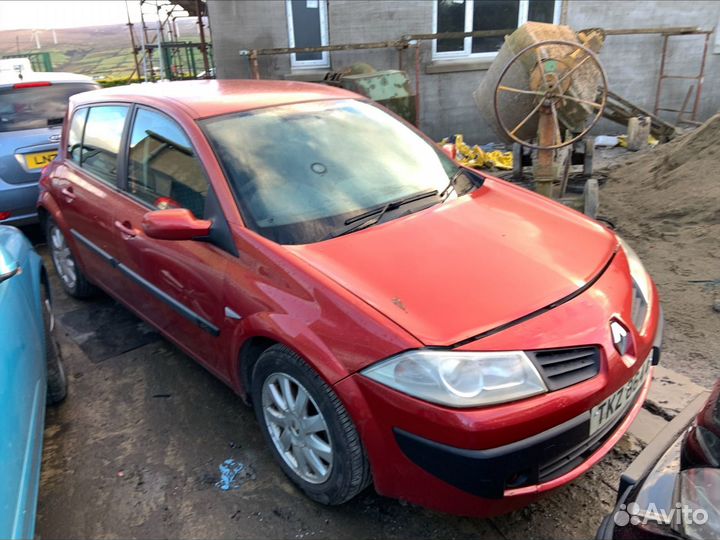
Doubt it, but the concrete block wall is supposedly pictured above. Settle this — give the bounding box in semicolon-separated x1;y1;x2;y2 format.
208;0;720;143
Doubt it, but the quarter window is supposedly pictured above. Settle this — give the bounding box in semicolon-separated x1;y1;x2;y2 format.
433;0;560;60
80;105;129;185
66;108;87;164
127;108;208;219
286;0;330;69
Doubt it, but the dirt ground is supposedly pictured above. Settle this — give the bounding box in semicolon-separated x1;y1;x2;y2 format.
598;118;720;384
32;126;719;539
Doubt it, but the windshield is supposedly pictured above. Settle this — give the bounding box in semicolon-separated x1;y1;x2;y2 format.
0;82;98;132
202;99;461;244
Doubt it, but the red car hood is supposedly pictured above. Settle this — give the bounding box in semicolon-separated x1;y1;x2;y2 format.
287;178;617;347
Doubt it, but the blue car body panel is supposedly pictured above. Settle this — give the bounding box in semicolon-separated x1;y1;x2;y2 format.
0;74;99;226
0;127;56;226
0;225;46;539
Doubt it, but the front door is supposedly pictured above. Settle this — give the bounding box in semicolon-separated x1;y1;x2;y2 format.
111;106;232;372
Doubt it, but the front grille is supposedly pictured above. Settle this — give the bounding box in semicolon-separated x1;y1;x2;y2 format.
527;347;600;391
538;388;637;483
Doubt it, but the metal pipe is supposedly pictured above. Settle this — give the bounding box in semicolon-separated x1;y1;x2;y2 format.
156;2;166;80
124;0;141;81
692;31;710;120
602;26;705;36
196;0;211;78
139;0;155;81
414;41;420;127
653;34;669;117
248;29;515;57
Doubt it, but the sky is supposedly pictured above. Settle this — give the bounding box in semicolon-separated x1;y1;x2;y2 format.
0;1;165;31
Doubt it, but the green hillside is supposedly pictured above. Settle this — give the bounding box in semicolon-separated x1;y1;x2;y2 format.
0;21;202;79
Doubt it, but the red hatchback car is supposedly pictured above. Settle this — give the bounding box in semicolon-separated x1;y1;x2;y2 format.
39;80;662;516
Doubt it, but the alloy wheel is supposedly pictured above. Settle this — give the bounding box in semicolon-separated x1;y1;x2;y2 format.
50;225;77;290
261;372;333;484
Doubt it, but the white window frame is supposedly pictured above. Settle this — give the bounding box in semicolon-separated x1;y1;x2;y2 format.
432;0;561;61
286;0;330;69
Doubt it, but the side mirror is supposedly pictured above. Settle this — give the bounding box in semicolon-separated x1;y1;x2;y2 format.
0;244;19;284
142;208;212;241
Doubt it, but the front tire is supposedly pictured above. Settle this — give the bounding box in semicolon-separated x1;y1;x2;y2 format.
46;217;94;298
42;285;67;404
251;344;371;505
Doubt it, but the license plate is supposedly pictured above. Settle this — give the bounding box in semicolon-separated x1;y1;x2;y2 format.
24;151;57;170
589;356;651;436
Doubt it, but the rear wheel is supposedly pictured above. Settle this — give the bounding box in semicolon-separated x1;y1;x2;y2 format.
42;285;66;404
251;344;371;505
46;217;94;298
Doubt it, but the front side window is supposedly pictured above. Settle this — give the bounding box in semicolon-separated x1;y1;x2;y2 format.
286;0;330;69
80;105;129;185
0;82;97;133
433;0;559;60
202;100;464;245
127;108;208;218
66;108;88;164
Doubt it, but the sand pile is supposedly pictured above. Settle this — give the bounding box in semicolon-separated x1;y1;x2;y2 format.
600;115;720;384
604;114;720;227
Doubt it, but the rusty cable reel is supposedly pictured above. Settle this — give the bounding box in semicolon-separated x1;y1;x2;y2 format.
493;40;608;151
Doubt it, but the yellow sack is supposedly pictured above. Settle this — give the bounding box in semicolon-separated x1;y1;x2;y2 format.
617;134;659;148
440;134;513;170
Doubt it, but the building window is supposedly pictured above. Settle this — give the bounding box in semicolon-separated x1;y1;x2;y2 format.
286;0;330;69
433;0;561;60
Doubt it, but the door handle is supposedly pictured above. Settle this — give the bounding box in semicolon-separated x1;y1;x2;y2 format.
60;186;76;202
114;220;138;239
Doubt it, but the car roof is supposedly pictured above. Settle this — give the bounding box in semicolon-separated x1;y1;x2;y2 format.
0;71;96;87
68;79;360;119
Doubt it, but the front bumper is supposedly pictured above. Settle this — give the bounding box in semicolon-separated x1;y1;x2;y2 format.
394;365;652;500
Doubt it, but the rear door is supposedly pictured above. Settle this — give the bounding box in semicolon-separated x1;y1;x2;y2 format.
51;104;131;295
111;106;232;371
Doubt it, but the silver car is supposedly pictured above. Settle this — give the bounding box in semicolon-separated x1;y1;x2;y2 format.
0;71;98;226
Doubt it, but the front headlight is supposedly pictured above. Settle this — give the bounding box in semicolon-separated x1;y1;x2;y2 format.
618;236;653;328
361;350;547;408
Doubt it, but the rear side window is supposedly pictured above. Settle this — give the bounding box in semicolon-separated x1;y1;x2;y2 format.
66;108;87;164
0;82;98;133
80;105;128;185
126;108;208;218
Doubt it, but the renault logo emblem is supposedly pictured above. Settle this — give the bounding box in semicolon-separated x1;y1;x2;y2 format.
610;321;630;356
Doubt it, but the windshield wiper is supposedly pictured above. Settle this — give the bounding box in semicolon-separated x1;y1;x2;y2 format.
325;188;439;240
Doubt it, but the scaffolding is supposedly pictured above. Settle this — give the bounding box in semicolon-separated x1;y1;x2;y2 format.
125;0;213;82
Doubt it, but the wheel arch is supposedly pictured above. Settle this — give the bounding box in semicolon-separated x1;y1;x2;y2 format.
238;335;278;406
231;312;353;406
